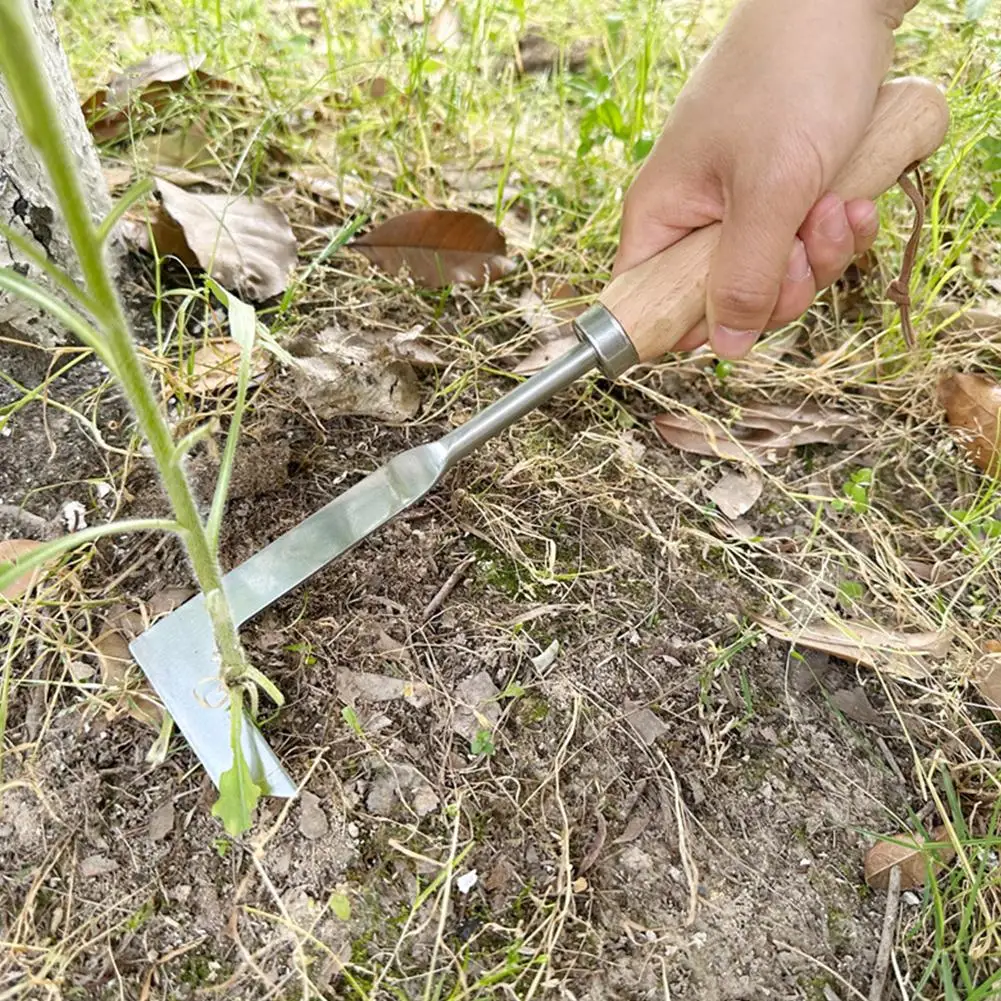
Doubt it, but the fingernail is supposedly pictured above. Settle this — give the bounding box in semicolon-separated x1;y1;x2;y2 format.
818;197;848;241
711;325;758;359
856;205;879;238
786;239;812;282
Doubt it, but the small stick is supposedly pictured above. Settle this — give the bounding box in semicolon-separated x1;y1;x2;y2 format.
869;864;903;1001
421;555;475;622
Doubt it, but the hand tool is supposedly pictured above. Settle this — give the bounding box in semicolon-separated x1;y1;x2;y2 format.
129;77;950;798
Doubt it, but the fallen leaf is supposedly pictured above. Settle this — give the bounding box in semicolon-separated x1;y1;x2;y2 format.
452;670;500;741
612;811;652;845
336;668;431;708
288;168;366;212
350;209;515;288
427;3;461;49
516;32;591;74
134;178;298;301
0;539;46;600
80;854;118;879
937;372;1001;475
135;121;214;171
389;326;445;368
94;629;164;727
366;762;439;818
513;335;578;376
973;640;1001;720
286;323;421;422
864;828;954;890
299;791;329;840
623;702;668;746
81;52;208;142
707;470;763;520
148;800;175;842
830;687;882;726
186;338;269;394
751;614;951;679
484;856;517;893
512;283;587;374
102;164;135;192
654;401;854;466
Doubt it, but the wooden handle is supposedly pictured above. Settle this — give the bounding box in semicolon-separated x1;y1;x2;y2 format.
598;76;950;365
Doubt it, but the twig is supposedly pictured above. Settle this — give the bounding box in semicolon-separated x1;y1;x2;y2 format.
885;165;926;351
869;864;902;1001
421;555;475;622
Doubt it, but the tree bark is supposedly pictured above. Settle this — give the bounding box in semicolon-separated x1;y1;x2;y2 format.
0;0;117;346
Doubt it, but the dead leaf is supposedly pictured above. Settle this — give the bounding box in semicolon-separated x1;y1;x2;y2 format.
81;52;207;142
186;338;269;394
612;811;652;845
80;854;118;879
513;335;577;375
336;669;431;708
623;702;668;746
135;121;214;171
148;800;175;842
973;640;1001;720
102;164;134;192
133;178;298;301
94;629;163;727
830;688;882;726
286;323;421;422
350;209;515;289
427;3;461;49
864;828;954;890
512;283;587;374
299;791;329;840
452;670;500;741
654;401;853;466
707;470;763;520
751;614;951;679
288;168;366;212
389;326;445;368
937;372;1001;475
516;32;591;74
0;539;46;600
366;762;439;818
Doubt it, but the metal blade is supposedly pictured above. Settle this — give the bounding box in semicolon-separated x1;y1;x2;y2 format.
129;440;450;794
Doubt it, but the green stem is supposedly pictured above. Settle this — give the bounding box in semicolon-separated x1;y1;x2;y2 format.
0;2;255;774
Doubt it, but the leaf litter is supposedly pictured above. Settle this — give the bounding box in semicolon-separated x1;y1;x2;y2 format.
751;614;952;679
350;209;515;288
513;281;588;375
125;178;298;300
863;828;954;890
654;400;854;465
937;371;1001;475
706;469;763;520
0;538;47;600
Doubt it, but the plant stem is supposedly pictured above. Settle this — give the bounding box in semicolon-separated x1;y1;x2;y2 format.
0;4;251;692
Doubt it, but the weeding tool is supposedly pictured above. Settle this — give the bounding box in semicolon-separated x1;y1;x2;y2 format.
129;77;949;798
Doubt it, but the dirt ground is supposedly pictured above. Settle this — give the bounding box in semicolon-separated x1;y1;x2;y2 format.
0;256;939;1001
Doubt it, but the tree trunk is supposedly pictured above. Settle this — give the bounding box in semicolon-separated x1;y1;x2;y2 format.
0;0;117;346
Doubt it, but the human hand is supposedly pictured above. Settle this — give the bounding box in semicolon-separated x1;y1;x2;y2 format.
613;0;917;359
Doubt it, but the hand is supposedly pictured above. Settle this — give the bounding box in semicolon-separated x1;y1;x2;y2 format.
613;0;915;359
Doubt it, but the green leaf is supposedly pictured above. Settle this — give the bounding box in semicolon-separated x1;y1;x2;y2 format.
211;751;262;837
341;705;363;736
965;0;989;21
329;892;351;921
470;728;495;757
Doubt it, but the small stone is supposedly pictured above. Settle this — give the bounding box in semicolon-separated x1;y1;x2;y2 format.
452;671;500;741
79;855;117;879
299;791;329;840
623;702;668;746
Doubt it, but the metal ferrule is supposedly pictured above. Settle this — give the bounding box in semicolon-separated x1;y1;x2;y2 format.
573;303;638;379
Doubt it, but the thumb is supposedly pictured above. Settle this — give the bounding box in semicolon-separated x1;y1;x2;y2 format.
707;186;813;359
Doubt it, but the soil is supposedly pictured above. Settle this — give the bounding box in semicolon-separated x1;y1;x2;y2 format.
1;274;920;1001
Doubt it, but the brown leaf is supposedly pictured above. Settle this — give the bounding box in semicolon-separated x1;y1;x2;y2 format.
830;687;882;726
937;372;1001;475
706;470;763;520
512;283;587;374
148;800;175;842
0;539;47;600
516;32;591;74
350;209;515;288
94;629;163;727
654;402;853;466
288;168;366;212
864;828;954;890
102;164;135;192
973;640;1001;720
513;335;578;375
81;52;208;142
751;614;951;679
133;179;298;300
135;121;214;170
185;338;269;395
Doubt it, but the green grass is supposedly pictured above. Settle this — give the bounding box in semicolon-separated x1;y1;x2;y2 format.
1;0;998;997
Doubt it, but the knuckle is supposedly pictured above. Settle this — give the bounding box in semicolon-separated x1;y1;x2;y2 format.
713;277;776;322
